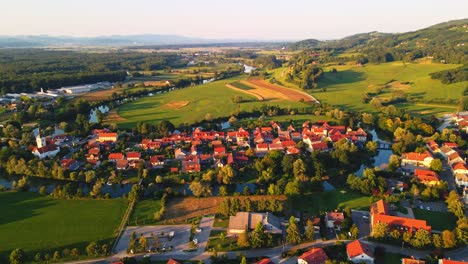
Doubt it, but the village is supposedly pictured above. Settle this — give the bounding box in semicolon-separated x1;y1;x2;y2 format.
25;112;468;264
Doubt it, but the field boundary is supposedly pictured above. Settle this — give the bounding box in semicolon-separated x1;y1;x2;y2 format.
225;83;264;101
111;199;135;253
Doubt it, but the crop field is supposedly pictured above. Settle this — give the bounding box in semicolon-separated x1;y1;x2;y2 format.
270;61;466;116
114;75;312;128
243;78;319;103
0;191;126;261
163;195;288;224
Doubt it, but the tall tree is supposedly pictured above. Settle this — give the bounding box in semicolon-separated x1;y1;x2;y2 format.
9;248;25;264
286;216;302;244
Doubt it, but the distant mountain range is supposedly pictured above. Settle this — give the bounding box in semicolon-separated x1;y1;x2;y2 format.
0;34;249;48
287;18;468;51
1;18;466;49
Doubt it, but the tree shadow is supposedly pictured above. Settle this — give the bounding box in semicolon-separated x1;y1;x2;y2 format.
319;70;366;90
0;192;56;226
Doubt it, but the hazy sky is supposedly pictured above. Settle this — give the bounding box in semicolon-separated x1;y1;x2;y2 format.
2;0;467;40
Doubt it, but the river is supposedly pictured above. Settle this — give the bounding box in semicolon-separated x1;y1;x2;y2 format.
355;129;393;176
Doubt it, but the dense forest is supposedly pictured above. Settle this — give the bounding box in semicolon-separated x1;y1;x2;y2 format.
0;49;185;93
288;18;468;64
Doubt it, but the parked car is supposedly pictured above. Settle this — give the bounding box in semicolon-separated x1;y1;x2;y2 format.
195;227;202;233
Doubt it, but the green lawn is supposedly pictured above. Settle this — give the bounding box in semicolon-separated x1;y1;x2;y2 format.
270;61;466;116
231;81;254;90
290;190;371;215
413;208;457;231
128;199;162;226
0;192;126;261
376;252;409;264
206;230;242;252
115;75;312;128
213;216;229;228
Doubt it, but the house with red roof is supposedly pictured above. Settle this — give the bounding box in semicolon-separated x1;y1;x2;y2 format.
325;211;344;229
443;142;458;149
149;155;165;169
108;153;124;162
311;142;329;152
439;259;468;264
414;169;440;186
401;151;434;167
60;159;80;171
126;152;141;161
269;143;284;151
97;132;118;142
346;128;368;142
448;152;464;165
402;258;425;264
347;240;374;263
298;247;329;264
167;259;181;264
116;159;129;170
256;143;269;156
255;258;274;264
182;155;200;173
438;259;467;264
286;147;301;155
370;200;431;234
452;162;468;174
214;146;226;156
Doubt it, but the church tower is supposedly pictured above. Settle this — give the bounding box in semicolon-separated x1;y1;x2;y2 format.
36;133;46;148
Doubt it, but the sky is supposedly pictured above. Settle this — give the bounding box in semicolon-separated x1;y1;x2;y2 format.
2;0;467;40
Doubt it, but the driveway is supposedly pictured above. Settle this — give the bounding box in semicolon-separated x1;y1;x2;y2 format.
351;210;371;238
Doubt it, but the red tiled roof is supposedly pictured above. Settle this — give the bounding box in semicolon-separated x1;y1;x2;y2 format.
402;151;432;161
453;162;468;171
88;148;100;155
214;147;226;154
298;248;329;263
443;142;458;148
98;132;118;138
126;152;141;159
255;258;274;264
269;143;283;150
347;240;373;259
167;259;181;264
370;199;389;215
414;169;439;182
438;259;467;264
108;153;124;160
34;144;58;154
311;142;328;150
116;159;128;168
402;258;425;264
257;143;268;149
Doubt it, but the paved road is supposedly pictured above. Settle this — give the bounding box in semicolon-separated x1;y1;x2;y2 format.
192;217;215;259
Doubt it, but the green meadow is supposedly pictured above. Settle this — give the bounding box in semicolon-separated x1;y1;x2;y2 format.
116;75;312;128
0;192;126;261
271;61;465;116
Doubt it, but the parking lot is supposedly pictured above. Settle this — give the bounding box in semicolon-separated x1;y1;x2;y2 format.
351;210;371;238
114;225;191;257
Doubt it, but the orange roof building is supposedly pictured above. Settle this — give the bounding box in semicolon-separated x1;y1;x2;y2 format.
402;258;425;264
371;200;431;234
414;169;440;186
298;248;329;264
347;240;374;263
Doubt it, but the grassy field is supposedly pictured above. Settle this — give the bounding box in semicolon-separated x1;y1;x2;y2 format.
115;75;312;128
128;199;162;226
0;191;126;260
270;61;465;116
289;189;371;215
412;209;457;231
